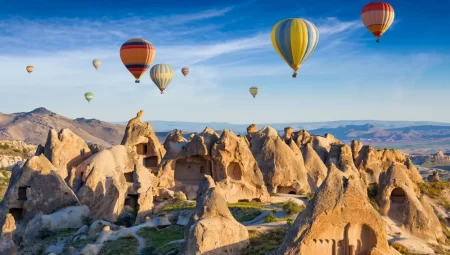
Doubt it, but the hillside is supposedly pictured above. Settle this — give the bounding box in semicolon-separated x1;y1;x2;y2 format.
0;108;125;146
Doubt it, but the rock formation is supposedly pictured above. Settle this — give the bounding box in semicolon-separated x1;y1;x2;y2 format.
210;130;269;202
0;214;17;255
249;126;314;194
183;176;249;254
0;154;80;224
157;128;269;202
279;164;400;255
70;145;131;222
41;129;92;180
378;163;445;243
427;170;440;182
301;144;328;187
121;110;166;174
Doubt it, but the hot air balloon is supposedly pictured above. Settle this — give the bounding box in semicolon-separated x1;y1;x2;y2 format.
361;2;395;43
150;64;174;94
271;18;319;78
26;66;34;74
181;67;189;77
84;92;94;102
92;59;102;70
120;38;156;83
249;86;258;98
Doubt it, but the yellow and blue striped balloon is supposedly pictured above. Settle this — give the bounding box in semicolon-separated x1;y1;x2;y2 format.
150;64;174;94
271;18;319;78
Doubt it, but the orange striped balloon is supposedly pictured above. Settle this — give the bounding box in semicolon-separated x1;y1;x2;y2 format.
120;38;156;83
361;2;395;43
181;67;189;77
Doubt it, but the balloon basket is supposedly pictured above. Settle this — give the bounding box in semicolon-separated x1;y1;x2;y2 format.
292;73;297;78
135;80;140;83
376;39;380;43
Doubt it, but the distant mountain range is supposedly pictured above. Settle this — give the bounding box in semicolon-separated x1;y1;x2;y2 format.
1;107;450;154
114;120;450;133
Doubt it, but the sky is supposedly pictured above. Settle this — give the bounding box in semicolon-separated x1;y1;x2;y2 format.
0;0;449;124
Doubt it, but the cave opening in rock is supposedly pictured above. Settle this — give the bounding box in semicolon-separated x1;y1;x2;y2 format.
174;156;211;185
227;162;242;181
18;187;27;201
136;143;148;155
277;186;297;194
124;172;134;183
124;194;139;212
143;156;158;168
388;187;406;223
9;208;24;221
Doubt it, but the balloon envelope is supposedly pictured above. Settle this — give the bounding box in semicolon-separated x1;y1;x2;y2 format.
150;64;174;94
361;2;395;42
84;92;94;102
249;86;258;98
92;59;102;70
271;18;319;77
26;66;34;74
120;38;156;83
181;67;189;77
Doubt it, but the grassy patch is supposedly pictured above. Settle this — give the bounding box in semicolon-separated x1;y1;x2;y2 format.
99;235;138;255
138;225;184;253
65;236;97;251
243;228;286;255
418;181;450;199
161;201;196;212
228;202;265;210
230;207;262;222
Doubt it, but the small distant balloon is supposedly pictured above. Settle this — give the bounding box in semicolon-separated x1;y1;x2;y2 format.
26;66;34;74
181;67;189;77
92;59;102;70
84;92;94;102
120;38;156;83
249;86;258;98
271;18;319;78
361;2;395;43
150;64;174;94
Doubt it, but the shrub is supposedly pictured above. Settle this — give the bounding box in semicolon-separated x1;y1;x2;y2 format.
286;219;294;226
264;212;277;223
38;228;55;239
282;200;304;215
115;212;135;227
305;193;314;201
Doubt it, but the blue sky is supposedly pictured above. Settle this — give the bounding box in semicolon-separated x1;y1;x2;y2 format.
0;0;449;124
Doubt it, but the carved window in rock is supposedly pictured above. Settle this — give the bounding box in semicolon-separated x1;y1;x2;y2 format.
143;156;158;168
124;172;134;183
124;194;139;212
226;162;242;181
175;157;209;185
136;143;148;155
18;187;27;200
9;208;25;221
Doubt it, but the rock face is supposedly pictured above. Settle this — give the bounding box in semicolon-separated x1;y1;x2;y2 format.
157;128;269;202
279;164;400;255
427;170;440;182
183;176;249;254
0;155;80;224
0;156;23;170
378;163;445;243
352;142;422;186
71;146;131;222
41;129;92;180
211;130;269;202
248;126;314;194
301;144;328;187
121;110;166;174
0;214;17;255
